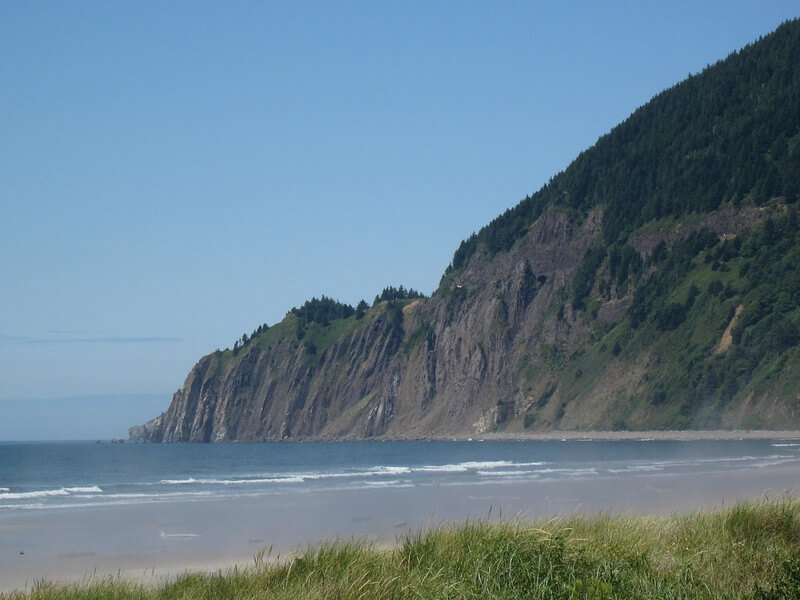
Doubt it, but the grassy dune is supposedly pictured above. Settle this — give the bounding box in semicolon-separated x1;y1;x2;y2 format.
7;498;800;599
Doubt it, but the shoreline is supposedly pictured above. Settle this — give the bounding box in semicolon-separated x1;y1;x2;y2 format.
132;429;800;443
348;429;800;442
438;429;800;441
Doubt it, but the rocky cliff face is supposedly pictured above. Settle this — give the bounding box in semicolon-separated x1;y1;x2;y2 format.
131;204;787;442
135;210;592;441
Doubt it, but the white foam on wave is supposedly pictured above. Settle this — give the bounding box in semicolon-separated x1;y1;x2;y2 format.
414;460;545;473
64;486;103;494
304;469;418;480
155;461;550;489
773;443;800;447
0;485;102;501
302;471;362;480
0;488;9;492
198;476;305;485
161;470;409;486
161;475;305;485
368;466;412;475
0;488;70;500
414;464;470;473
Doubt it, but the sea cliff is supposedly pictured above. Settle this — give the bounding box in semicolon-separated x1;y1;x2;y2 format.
132;20;800;441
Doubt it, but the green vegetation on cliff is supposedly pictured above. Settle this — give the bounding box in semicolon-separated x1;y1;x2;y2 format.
216;288;424;365
537;208;800;430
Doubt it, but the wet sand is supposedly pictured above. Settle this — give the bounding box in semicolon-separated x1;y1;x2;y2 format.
2;456;800;592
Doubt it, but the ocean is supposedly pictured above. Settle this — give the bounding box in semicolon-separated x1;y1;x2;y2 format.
1;438;799;590
1;438;799;512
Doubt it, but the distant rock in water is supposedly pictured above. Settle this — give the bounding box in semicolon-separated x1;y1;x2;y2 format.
131;20;800;442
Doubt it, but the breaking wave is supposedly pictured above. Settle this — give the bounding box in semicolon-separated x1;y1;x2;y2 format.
0;486;102;500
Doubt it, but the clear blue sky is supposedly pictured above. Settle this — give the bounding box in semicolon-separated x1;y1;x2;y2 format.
1;2;797;440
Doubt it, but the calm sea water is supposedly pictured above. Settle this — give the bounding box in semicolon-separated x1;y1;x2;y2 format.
2;439;798;512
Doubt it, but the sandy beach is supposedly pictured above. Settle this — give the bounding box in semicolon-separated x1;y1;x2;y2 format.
3;436;800;592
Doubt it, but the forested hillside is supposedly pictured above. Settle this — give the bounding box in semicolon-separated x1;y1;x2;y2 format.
446;19;800;271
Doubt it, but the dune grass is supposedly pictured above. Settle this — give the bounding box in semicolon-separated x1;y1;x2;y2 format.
7;498;800;599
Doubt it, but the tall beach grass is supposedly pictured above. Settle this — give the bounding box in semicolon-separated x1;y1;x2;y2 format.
6;497;800;599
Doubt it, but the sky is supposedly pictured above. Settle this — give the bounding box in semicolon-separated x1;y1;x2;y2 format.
1;2;798;440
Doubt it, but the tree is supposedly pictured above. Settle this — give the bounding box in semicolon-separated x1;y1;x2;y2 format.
356;299;368;319
373;286;426;305
291;296;356;326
